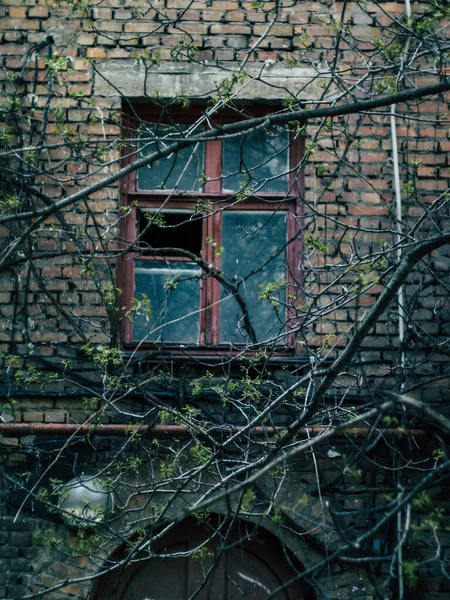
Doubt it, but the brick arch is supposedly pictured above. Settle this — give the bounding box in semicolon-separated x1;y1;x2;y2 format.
92;516;317;600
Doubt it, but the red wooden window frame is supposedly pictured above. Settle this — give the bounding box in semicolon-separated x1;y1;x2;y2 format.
119;104;304;351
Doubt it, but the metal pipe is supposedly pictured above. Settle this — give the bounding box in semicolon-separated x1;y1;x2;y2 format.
390;104;406;370
405;0;411;18
390;0;411;374
394;2;412;594
0;422;427;439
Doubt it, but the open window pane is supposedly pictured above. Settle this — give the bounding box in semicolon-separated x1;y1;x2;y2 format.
219;211;288;344
222;126;289;194
139;210;203;255
137;124;205;191
133;260;201;343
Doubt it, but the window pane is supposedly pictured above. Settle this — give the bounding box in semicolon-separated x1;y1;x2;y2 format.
133;260;201;343
222;126;289;194
137;124;205;191
219;211;287;344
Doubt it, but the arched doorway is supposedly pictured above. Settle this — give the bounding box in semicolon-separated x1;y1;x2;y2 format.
93;517;316;599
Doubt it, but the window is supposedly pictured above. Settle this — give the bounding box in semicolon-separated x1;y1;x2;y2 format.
119;105;303;350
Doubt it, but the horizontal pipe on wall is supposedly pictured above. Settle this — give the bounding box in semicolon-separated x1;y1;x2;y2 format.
0;422;427;440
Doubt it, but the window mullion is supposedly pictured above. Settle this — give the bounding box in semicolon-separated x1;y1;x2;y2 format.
208;211;222;345
288;132;304;352
119;202;138;344
202;138;222;345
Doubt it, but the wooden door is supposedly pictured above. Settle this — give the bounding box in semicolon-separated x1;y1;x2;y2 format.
94;519;315;600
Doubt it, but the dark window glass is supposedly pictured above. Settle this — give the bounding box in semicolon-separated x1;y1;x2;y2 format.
137;124;205;191
222;126;289;194
139;211;203;255
133;260;201;343
219;211;287;343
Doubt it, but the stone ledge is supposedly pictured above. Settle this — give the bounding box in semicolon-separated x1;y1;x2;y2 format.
95;60;329;101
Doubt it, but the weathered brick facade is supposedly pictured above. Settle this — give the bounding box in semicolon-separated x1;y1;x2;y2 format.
1;1;450;599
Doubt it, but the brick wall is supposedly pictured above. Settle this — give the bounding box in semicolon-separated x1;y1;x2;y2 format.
0;0;448;362
1;1;450;599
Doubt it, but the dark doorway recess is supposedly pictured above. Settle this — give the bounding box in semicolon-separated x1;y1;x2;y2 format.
93;517;316;600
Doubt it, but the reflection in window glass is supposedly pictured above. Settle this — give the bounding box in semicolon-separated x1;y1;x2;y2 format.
133;260;201;343
219;211;287;344
137;124;205;191
222;126;289;194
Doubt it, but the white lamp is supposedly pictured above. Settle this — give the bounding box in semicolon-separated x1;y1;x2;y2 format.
57;475;114;528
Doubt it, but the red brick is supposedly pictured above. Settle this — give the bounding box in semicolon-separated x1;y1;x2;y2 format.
79;124;121;135
246;11;267;23
76;34;95;45
347;205;389;216
216;49;235;60
9;7;27;17
224;10;246;21
29;6;49;18
72;59;89;70
174;22;208;35
67;162;88;173
114;9;133;19
97;35;117;47
123;22;162;33
203;10;225;21
44;411;67;423
0;18;39;29
254;24;293;36
23;412;44;423
86;47;107;58
45;281;69;291
107;48;130;58
41;267;61;278
92;7;113;19
66;70;91;82
379;2;405;13
209;24;251;35
287;11;309;24
94;20;123;32
180;9;200;20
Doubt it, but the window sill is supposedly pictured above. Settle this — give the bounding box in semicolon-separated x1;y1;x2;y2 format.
122;344;305;366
